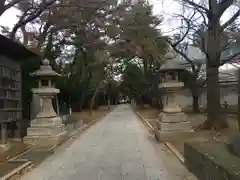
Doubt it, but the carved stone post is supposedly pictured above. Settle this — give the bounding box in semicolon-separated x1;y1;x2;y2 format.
155;60;192;139
24;59;66;149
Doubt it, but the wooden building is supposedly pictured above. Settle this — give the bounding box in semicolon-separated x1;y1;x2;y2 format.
0;35;37;143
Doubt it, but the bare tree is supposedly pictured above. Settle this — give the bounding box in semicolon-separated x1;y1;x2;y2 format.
9;0;57;40
165;0;240;129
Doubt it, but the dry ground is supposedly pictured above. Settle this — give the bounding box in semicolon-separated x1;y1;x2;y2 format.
136;105;239;155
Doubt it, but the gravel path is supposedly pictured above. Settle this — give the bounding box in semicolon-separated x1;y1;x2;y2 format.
20;105;197;180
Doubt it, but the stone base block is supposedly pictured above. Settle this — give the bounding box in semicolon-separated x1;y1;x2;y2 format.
30;116;63;127
229;134;240;158
155;112;192;142
23;131;67;149
157;112;191;132
154;130;194;142
27;124;66;136
24;115;67;149
158;112;186;123
160;121;191;131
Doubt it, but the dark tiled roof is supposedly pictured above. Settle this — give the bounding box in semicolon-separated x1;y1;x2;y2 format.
180;44;240;66
0;34;38;61
160;59;185;71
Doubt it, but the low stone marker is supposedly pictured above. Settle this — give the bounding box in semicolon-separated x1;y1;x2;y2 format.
155;59;192;141
24;59;67;149
185;140;240;180
229;134;240;158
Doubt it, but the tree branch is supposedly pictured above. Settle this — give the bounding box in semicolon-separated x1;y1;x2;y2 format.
199;79;207;87
168;41;196;71
196;7;208;26
220;8;240;32
36;22;51;48
10;0;56;40
163;10;201;71
171;11;196;46
181;0;208;12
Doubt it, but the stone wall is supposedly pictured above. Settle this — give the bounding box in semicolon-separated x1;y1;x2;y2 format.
184;141;240;180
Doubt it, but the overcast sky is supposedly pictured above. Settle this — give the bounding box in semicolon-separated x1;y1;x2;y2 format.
0;0;181;34
0;0;236;35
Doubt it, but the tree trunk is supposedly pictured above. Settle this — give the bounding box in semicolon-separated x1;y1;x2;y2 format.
68;94;72;115
192;95;200;113
204;18;221;129
238;69;240;131
37;23;51;48
90;81;103;116
204;65;221;129
205;54;228;129
107;95;111;109
203;1;228;130
79;95;85;111
189;72;200;113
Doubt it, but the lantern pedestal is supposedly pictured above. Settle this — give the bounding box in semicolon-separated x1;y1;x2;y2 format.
23;60;67;149
24;88;67;149
155;82;192;141
155;109;192;142
23;114;67;149
157;112;191;131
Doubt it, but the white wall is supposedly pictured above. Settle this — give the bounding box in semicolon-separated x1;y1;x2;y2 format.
175;85;238;109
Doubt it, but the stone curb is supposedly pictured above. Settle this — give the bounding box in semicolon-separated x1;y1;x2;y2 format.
164;142;185;163
8;149;32;162
0;161;32;180
134;109;185;164
134;111;154;133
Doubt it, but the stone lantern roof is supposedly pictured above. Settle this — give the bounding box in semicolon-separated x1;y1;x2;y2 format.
160;59;185;72
31;59;61;77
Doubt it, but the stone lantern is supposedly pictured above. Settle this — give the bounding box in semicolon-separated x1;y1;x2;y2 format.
155;59;192;139
24;59;66;149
